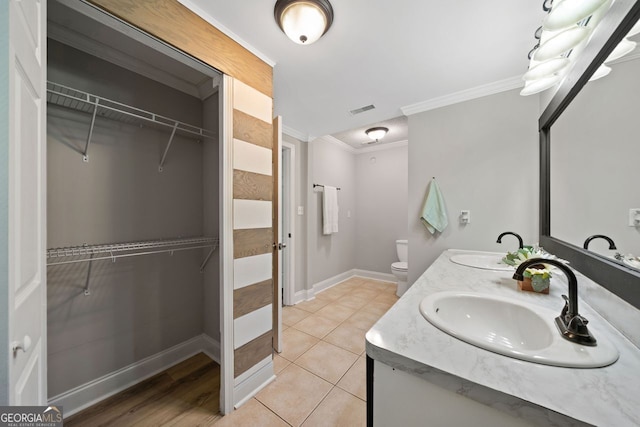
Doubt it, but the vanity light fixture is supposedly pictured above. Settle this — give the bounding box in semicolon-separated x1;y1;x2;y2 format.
543;0;609;31
365;127;389;143
605;38;637;63
520;0;613;96
274;0;334;45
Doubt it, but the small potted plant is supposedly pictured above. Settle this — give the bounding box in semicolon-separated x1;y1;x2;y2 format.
502;246;560;294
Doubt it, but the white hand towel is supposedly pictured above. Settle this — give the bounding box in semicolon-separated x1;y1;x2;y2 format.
323;186;339;235
420;178;448;234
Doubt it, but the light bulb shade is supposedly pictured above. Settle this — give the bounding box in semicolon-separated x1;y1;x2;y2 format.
523;58;571;81
605;38;637;63
534;26;591;61
627;19;640;37
520;74;562;96
365;127;389;142
543;0;608;31
589;64;611;81
274;0;334;45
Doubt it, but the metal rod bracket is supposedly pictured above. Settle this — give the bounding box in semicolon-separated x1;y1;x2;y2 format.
159;122;179;172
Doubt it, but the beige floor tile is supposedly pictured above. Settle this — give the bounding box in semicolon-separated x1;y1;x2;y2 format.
295;341;358;384
360;300;394;317
283;306;311;326
317;285;351;300
295;297;330;313
347;287;380;301
292;314;341;339
280;328;320;362
215;398;288;427
256;364;332;427
336;294;369;310
343;309;381;331
301;387;366;427
337;356;366;400
364;280;396;293
316;303;357;323
273;353;291;374
373;292;399;305
323;323;366;355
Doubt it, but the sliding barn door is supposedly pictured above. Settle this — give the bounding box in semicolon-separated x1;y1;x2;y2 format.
231;79;275;394
7;0;47;405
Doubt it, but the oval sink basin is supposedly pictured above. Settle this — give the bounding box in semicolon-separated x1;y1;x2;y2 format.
450;253;512;271
419;291;619;368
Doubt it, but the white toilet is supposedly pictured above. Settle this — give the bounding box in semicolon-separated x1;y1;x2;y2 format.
391;239;409;297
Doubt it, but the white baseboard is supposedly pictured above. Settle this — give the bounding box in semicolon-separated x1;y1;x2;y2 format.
294;269;397;304
353;269;397;283
202;333;221;364
50;334;221;418
233;357;275;408
312;270;355;295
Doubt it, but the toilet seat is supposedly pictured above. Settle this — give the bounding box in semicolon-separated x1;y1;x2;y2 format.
391;261;408;271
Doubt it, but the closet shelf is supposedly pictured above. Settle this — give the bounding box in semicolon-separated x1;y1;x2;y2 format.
47;81;216;141
46;236;219;269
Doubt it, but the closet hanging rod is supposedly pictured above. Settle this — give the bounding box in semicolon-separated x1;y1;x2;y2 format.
46;236;219;266
313;183;341;190
46;81;217;141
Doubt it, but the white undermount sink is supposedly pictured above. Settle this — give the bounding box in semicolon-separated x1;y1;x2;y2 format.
419;291;619;368
450;253;512;271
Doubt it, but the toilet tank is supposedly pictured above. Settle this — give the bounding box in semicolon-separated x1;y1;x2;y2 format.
396;240;408;262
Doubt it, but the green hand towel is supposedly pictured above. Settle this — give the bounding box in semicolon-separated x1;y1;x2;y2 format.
421;179;448;234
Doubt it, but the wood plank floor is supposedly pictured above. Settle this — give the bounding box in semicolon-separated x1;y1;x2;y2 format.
65;353;221;427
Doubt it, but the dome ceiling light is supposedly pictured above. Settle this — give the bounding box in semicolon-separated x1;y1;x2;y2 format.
274;0;334;45
365;127;389;143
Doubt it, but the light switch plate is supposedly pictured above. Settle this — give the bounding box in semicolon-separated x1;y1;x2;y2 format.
297;206;304;216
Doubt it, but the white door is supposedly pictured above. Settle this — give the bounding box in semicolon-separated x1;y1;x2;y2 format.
8;0;47;405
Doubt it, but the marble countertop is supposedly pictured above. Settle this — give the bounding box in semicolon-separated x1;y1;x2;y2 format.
366;249;640;427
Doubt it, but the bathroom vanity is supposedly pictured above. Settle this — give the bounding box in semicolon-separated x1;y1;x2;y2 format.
365;249;640;426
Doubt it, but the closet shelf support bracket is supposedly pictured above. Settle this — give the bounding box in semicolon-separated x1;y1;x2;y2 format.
83;99;99;163
200;247;216;273
158;122;179;172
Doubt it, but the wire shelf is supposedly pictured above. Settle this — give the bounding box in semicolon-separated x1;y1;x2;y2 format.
47;236;219;266
46;81;217;141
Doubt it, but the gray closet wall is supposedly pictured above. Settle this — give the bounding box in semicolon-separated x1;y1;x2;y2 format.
46;40;219;397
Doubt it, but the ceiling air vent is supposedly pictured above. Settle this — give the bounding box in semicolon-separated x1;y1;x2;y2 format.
349;104;375;115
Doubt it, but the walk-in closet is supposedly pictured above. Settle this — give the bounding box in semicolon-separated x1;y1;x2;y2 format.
45;1;223;418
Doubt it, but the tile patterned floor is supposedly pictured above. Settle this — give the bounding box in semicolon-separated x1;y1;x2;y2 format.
216;277;398;426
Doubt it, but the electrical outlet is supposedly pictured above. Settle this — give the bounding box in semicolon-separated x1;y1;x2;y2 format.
297;206;304;216
629;208;640;227
460;210;471;224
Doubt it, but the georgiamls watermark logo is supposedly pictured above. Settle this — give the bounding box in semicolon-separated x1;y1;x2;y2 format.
0;406;63;427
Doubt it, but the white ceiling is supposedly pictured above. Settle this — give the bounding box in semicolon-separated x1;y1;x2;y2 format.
182;1;546;139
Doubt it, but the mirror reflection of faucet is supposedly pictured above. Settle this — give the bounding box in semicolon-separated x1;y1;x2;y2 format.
583;234;617;250
496;231;524;250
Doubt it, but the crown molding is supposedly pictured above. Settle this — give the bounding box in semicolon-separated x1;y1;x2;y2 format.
178;0;276;68
401;75;525;116
282;125;309;142
357;140;408;154
316;135;357;154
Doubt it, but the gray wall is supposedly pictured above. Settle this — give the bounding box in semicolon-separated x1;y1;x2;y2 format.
408;89;540;284
0;0;8;405
355;146;408;273
551;56;640;257
283;133;308;293
47;42;210;396
307;137;357;285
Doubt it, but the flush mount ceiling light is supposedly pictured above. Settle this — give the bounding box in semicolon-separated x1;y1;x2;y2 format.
365;127;389;143
274;0;334;45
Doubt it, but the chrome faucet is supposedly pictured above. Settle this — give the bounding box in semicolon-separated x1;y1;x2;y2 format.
496;231;524;249
583;234;617;250
513;258;597;346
